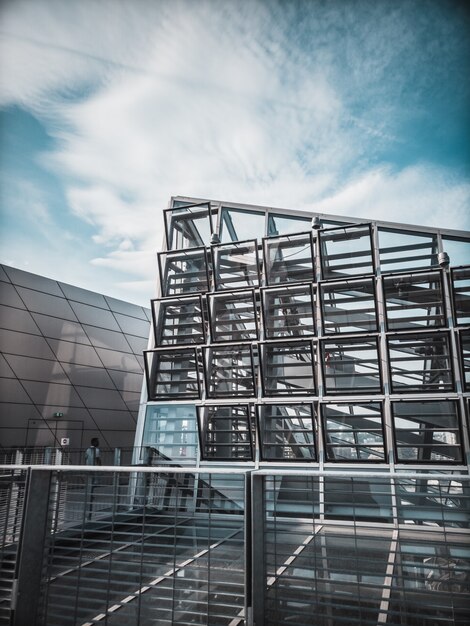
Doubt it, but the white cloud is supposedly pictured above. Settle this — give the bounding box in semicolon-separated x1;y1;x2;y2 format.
1;0;469;304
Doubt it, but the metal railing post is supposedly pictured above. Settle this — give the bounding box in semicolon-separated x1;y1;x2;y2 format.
12;468;52;626
251;473;265;626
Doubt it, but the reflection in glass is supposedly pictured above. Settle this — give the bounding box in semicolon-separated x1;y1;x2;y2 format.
320;224;374;279
204;344;255;398
159;248;209;296
261;340;315;396
392;401;462;462
461;329;470;391
165;202;214;250
264;232;314;285
143;404;198;462
198;405;254;460
213;240;260;290
258;403;316;461
387;332;453;393
323;402;385;461
208;290;257;342
321;278;377;334
379;228;438;273
153;295;205;345
442;236;470;268
262;284;315;339
145;348;200;399
267;213;311;236
452;267;470;325
220;207;265;243
383;271;445;330
322;337;381;393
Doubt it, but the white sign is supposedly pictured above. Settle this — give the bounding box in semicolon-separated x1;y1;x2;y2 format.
60;437;70;446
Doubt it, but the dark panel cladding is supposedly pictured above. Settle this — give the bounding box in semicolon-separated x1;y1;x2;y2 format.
0;264;150;449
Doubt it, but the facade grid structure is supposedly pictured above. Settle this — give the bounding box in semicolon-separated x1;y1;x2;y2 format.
136;196;470;625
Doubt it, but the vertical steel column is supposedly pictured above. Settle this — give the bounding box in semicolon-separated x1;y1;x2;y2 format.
12;468;52;626
251;473;265;626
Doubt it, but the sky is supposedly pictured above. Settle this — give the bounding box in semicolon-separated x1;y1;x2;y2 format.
0;0;469;306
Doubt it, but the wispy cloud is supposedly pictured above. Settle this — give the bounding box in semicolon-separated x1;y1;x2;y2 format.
1;0;469;303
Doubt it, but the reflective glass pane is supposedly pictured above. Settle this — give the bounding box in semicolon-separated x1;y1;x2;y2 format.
165;202;214;249
387;332;453;393
208;290;258;342
320;224;374;279
392;401;462;463
257;403;316;461
264;232;314;285
159;248;210;296
383;271;445;330
396;474;468;526
153;295;205;345
142;404;198;462
461;329;470;391
220;207;265;243
322;402;385;461
262;284;315;339
198;405;254;460
321;278;377;334
322;337;381;393
267;213;311;236
204;344;255;398
213;240;260;290
442;235;470;268
379;228;438;273
452;267;470;325
145;348;200;399
261;340;315;396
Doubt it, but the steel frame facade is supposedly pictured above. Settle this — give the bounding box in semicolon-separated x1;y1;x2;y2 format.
135;196;470;624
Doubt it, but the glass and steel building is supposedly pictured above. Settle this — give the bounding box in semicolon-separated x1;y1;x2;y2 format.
134;195;470;624
2;200;469;626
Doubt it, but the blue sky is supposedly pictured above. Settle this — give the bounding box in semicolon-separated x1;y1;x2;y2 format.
1;0;469;305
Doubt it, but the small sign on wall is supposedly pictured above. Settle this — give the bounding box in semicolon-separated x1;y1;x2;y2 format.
60;437;70;447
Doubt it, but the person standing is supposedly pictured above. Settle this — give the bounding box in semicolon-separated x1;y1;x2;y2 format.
85;437;101;466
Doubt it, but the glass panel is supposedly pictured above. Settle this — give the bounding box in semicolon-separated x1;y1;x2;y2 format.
262;284;315;339
379;228;438;273
145;348;200;399
208;290;258;342
389;538;470;623
392;401;462;463
220;207;265;243
153;295;205;346
159;248;209;296
264;232;314;285
321;278;377;334
452;267;470;325
442;235;470;268
142;404;198;462
387;332;453;393
261;340;315;396
396;474;468;526
204;344;255;398
320;224;374;279
322;337;381;393
460;329;470;391
267;213;311;236
165;202;214;249
213;240;260;290
198;405;254;460
383;271;445;331
257;403;316;461
322;402;385;461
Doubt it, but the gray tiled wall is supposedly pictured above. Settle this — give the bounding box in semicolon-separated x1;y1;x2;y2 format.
0;265;150;449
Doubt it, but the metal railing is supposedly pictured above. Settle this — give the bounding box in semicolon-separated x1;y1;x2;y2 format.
1;466;469;626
